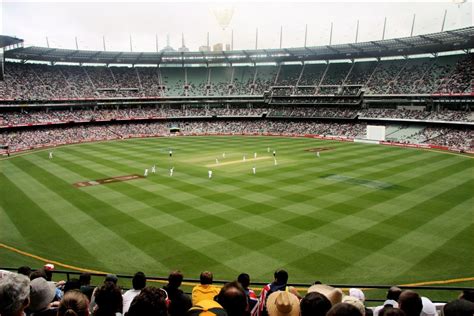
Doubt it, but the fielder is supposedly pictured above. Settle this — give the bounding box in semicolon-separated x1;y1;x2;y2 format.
243;155;246;161
274;159;278;166
222;152;226;158
169;167;174;176
208;170;213;179
254;152;257;159
49;151;53;159
169;149;173;157
144;168;149;177
273;150;276;157
151;165;156;174
252;167;256;175
216;158;219;165
316;151;320;158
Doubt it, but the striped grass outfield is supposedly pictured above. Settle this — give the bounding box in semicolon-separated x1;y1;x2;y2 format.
1;136;473;285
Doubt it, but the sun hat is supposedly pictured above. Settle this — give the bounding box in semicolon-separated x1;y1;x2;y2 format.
29;277;56;312
266;291;300;316
349;288;365;302
308;284;343;306
421;297;437;316
342;296;366;316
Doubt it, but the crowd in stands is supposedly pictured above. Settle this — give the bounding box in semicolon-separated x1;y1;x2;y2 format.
359;109;473;122
2;265;474;316
0;120;368;152
0;54;471;100
1;118;472;153
1;107;471;128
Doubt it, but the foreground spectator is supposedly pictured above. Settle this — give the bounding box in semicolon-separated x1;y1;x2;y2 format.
28;277;58;315
215;281;248;316
342;296;365;316
163;271;191;316
256;269;301;316
300;292;332;316
17;266;32;277
189;300;228;316
398;291;422;316
122;272;146;315
327;303;362;316
80;273;95;301
307;284;343;306
192;271;220;305
266;291;300;316
237;273;258;314
443;299;474;316
57;290;90;316
0;272;30;316
349;288;372;316
93;282;123;316
373;287;402;316
89;274;119;314
126;287;168;316
420;297;437;316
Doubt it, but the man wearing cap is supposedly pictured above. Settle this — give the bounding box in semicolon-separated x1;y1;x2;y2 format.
0;272;31;316
373;287;402;316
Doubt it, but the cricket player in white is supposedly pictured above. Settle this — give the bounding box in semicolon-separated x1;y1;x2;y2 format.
144;168;149;177
215;158;219;165
273;150;276;157
316;151;320;158
49;151;53;159
252;167;256;175
151;165;156;174
254;152;257;159
243;155;246;161
169;150;173;157
274;159;278;166
208;170;213;179
267;147;270;152
222;152;226;158
170;167;174;176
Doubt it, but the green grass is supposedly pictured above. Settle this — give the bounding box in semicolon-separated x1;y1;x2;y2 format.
1;136;473;286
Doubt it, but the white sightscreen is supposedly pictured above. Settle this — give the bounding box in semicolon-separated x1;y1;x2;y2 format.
367;125;386;141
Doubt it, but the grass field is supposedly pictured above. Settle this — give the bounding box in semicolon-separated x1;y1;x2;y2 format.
1;136;473;286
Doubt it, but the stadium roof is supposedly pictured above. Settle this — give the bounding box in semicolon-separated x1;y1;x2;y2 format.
4;27;473;65
0;35;24;49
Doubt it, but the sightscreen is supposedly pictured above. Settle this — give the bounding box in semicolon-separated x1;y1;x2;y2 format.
367;125;386;141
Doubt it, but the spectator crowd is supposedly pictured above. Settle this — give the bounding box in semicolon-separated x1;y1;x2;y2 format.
1;266;473;316
0;54;471;100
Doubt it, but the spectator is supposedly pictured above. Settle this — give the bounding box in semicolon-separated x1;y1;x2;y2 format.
93;282;123;316
188;299;228;316
0;272;30;316
420;297;437;316
126;287;168;316
379;308;406;316
28;277;58;316
63;279;82;294
265;291;300;316
215;281;248;316
256;269;301;316
80;273;95;301
17;266;31;277
342;296;365;316
443;299;474;316
398;290;423;316
163;271;192;316
122;272;146;315
237;273;258;313
373;287;402;316
192;271;220;305
57;290;90;316
349;288;373;316
327;303;362;316
307;284;343;306
300;292;332;316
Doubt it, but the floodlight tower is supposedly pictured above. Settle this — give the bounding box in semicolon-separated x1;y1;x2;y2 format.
211;5;234;51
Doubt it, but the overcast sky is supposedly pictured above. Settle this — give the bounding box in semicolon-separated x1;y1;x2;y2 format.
1;0;472;52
